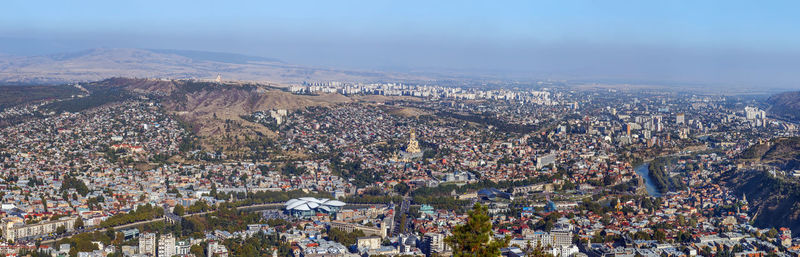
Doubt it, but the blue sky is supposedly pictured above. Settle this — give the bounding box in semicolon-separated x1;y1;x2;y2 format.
2;0;800;88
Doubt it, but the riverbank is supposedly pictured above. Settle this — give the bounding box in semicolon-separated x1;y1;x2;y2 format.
635;163;662;197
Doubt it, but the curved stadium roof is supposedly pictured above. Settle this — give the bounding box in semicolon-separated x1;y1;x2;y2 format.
285;197;346;211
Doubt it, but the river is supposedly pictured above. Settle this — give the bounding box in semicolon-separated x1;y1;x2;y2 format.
635;163;662;197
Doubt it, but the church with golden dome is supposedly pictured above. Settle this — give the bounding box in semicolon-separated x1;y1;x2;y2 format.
390;128;424;162
405;129;421;154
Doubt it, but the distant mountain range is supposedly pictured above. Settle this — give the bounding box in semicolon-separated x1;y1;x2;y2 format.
767;91;800;122
0;48;432;85
145;49;284;64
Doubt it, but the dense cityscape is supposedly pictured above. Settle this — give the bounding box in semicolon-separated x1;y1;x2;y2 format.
4;2;800;257
0;78;798;257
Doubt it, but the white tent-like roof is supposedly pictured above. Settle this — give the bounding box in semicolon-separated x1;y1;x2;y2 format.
285;197;346;211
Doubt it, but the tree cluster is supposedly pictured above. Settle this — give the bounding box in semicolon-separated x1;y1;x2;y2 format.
100;204;163;228
327;228;365;246
445;203;509;257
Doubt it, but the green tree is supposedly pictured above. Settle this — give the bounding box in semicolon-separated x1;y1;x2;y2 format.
191;244;206;257
41;196;48;212
173;204;185;216
561;180;575;191
445;203;508;257
676;231;692;243
654;229;666;242
528;240;555;257
327;228;365;246
56;225;66;234
394;182;411;195
105;228;116;241
113;232;124;245
74;218;84;229
60;176;89;196
766;228;778;238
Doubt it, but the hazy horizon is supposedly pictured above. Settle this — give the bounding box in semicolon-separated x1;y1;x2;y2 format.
2;0;800;89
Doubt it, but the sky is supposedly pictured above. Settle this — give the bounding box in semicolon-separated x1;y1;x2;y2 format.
2;0;800;88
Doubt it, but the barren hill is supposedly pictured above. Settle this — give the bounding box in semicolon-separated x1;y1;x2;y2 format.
92;77;350;156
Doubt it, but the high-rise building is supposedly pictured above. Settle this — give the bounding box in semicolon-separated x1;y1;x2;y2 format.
139;232;156;256
551;228;573;247
157;233;176;257
745;106;759;120
746;106;766;119
423;233;447;255
624;123;632;136
744;106;767;127
744;106;768;127
676;113;685;124
653;115;663;132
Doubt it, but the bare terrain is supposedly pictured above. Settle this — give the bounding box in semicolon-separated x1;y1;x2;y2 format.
85;78;352;157
0;48;434;84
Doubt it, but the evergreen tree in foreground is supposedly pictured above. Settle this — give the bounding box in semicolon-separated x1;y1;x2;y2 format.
445;203;509;257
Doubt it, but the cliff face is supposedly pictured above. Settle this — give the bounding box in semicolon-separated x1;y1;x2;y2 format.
767;91;800;122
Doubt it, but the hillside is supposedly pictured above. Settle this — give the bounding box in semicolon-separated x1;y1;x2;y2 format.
723;137;800;236
739;137;800;170
766;91;800;122
0;48;433;84
0;84;83;110
723;169;800;236
90;77;350;158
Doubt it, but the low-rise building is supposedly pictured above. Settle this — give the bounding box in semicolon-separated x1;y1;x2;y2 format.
1;216;77;242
